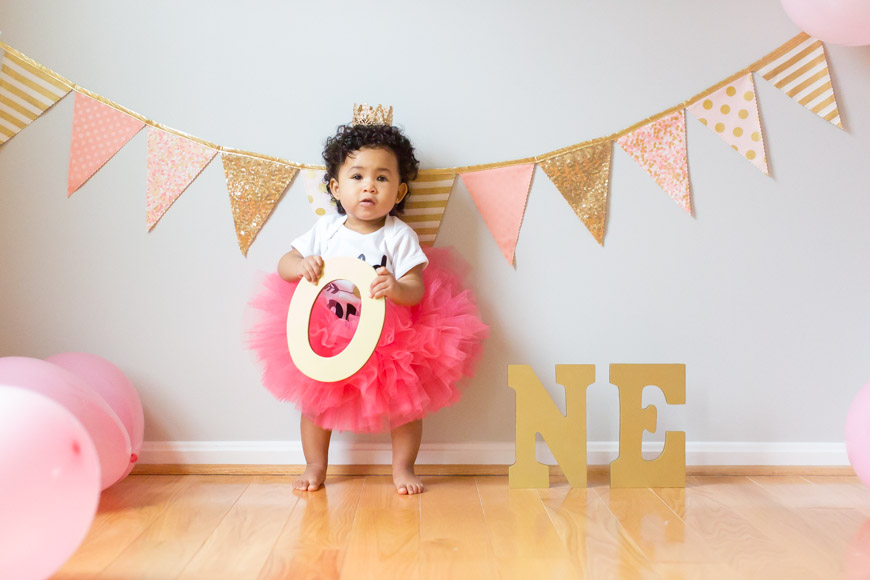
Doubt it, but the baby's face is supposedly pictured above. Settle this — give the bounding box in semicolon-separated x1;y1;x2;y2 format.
330;147;408;231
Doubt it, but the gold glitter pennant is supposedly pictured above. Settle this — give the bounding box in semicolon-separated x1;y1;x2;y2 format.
539;141;612;245
222;153;299;255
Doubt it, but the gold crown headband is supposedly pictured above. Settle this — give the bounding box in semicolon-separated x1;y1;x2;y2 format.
352;103;393;126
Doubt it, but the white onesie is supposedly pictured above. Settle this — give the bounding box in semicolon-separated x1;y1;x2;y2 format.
291;214;428;320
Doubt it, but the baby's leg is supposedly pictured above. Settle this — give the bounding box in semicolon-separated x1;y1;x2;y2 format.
391;419;424;495
295;415;331;491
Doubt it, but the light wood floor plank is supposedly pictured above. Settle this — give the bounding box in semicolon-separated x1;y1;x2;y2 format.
418;476;498;578
799;508;868;569
750;475;863;510
96;475;251;580
652;561;747;580
687;475;842;578
50;475;192;579
257;476;364;580
540;481;662;579
746;475;818;506
477;476;584;579
751;475;870;572
804;475;870;515
653;478;825;580
595;484;741;579
840;513;870;578
340;476;421;580
176;476;299;580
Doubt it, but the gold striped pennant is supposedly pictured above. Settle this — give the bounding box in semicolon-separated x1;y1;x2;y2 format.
756;33;842;128
0;49;72;144
405;171;456;246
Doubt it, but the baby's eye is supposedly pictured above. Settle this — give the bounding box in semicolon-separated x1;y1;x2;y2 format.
351;174;362;180
377;176;388;182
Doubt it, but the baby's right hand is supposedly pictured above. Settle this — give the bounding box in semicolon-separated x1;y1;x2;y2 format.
297;255;324;283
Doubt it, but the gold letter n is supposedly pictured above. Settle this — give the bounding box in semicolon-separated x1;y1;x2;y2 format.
508;364;594;489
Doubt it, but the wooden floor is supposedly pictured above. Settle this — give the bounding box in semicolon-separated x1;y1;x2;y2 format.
51;472;870;580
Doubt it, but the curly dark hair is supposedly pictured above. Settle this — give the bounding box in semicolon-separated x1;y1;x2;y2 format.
322;124;419;215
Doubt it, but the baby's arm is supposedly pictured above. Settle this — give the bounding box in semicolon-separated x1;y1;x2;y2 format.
370;264;425;306
277;248;323;283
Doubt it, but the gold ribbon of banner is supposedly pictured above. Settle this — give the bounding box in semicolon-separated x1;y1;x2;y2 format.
0;33;810;177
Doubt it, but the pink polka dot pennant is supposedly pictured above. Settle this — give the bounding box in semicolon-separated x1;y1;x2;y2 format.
617;110;692;215
146;128;217;231
67;93;145;196
686;73;769;175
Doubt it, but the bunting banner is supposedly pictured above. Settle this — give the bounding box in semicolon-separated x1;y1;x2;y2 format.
146;128;217;231
756;33;842;128
222;153;299;255
686;73;768;175
460;164;534;265
68;92;145;195
405;171;456;246
617;110;692;215
302;169;335;217
0;49;72;145
0;33;856;255
539;141;612;245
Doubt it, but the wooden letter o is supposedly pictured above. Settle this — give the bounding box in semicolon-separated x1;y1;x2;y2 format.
286;257;386;383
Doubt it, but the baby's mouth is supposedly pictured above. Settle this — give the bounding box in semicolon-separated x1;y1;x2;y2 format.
360;198;374;205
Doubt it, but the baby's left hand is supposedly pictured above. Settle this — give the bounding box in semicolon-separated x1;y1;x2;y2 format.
370;267;397;300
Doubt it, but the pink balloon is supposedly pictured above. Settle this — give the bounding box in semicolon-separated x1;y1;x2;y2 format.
0;386;100;580
46;352;144;479
846;382;870;487
781;0;870;46
0;357;131;490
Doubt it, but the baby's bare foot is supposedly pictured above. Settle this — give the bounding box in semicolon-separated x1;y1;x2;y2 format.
294;465;326;491
393;466;424;495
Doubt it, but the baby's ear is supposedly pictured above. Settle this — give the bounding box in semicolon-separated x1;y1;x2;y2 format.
396;182;409;204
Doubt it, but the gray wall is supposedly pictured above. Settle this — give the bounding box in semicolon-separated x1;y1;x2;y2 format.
1;0;868;464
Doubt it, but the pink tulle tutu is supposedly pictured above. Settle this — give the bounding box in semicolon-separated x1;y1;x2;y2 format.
246;247;488;433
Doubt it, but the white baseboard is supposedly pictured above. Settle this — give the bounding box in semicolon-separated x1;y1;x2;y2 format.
139;440;849;466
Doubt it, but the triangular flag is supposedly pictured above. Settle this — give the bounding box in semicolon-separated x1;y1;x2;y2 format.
0;50;72;145
756;33;842;128
68;93;145;195
301;169;336;218
460;164;534;265
687;73;768;175
539;141;612;245
405;171;456;246
146;128;217;231
617;110;692;215
222;153;299;256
